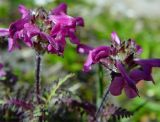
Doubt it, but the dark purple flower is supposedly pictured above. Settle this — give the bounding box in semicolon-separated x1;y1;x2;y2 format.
109;61;139;98
83;32;160;98
109;76;139;98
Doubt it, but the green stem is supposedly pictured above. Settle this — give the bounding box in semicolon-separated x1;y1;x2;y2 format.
96;64;104;107
96;64;110;118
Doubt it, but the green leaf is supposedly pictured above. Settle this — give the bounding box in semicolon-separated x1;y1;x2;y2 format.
47;73;75;104
33;106;42;117
0;100;5;105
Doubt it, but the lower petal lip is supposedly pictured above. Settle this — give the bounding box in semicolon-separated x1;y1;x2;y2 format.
116;61;139;95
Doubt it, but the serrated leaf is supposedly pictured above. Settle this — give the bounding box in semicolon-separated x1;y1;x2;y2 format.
33;106;42;117
47;73;74;104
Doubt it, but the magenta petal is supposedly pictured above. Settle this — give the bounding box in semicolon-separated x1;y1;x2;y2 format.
92;46;111;62
47;44;57;54
9;19;28;37
51;3;67;15
40;32;56;47
8;38;14;51
23;23;40;37
68;31;79;44
111;32;120;45
77;44;93;54
0;28;9;36
92;46;110;56
75;17;84;26
83;46;111;72
55;35;66;54
24;23;40;33
8;38;19;52
84;51;93;72
94;50;109;62
109;77;124;96
49;15;75;26
22;23;40;47
23;34;33;47
50;24;61;36
18;5;30;18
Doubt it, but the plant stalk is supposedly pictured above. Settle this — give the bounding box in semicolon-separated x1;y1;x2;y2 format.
95;88;109;118
96;64;110;118
96;64;104;107
35;53;41;104
35;53;45;122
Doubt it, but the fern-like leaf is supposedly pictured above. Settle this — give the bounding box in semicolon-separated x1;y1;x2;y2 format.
6;99;33;110
113;107;133;120
46;73;74;104
103;104;133;121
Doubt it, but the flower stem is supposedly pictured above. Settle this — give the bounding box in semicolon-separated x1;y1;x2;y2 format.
95;88;109;118
96;64;104;107
98;64;104;97
35;53;41;104
35;53;44;122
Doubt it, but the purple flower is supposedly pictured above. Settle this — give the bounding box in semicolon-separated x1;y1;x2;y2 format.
0;5;33;51
49;3;84;54
109;61;139;98
83;32;160;98
0;3;84;55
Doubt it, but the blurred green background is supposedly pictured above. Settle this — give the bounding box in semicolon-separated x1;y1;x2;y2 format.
0;0;160;122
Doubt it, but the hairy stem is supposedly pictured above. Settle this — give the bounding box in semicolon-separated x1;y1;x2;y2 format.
95;88;109;118
35;53;44;122
35;53;41;104
96;64;104;107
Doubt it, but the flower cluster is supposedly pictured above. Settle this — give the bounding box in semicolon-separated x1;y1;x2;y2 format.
0;3;84;55
0;3;160;99
79;32;160;98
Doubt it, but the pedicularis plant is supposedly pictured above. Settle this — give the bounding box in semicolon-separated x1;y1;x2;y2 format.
0;3;160;122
